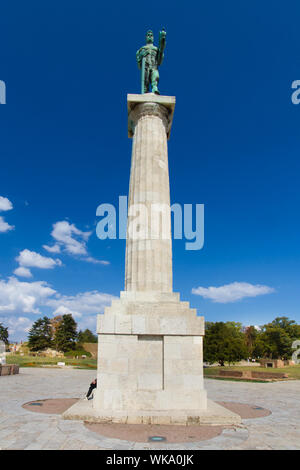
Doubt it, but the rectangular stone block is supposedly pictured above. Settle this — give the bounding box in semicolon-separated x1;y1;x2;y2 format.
164;342;183;360
138;373;162;391
115;315;132;334
160;316;187;335
183;374;204;389
164;374;184;389
97;314;114;334
107;358;129;375
131;315;146;334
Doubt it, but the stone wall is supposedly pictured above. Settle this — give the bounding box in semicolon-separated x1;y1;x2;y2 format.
260;359;285;368
82;343;98;358
218;369;288;380
0;364;19;376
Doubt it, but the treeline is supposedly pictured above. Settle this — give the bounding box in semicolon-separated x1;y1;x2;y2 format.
2;315;300;365
0;323;9;345
27;314;97;354
204;316;300;366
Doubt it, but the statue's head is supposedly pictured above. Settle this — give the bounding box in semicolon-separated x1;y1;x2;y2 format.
146;30;154;44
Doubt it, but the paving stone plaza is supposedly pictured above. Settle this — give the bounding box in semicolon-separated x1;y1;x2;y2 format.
0;368;299;450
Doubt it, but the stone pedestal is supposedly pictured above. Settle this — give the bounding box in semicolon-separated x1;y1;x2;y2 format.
63;94;240;426
92;291;207;419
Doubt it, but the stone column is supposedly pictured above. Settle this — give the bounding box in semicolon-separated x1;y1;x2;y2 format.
125;94;175;293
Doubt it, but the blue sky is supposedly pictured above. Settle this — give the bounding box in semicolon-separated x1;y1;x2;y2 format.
0;0;300;341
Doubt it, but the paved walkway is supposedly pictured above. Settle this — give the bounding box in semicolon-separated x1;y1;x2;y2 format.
0;368;299;450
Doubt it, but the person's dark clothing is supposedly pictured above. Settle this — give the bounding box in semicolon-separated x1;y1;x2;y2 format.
86;379;97;398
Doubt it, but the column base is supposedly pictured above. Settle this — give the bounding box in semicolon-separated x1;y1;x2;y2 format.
99;291;204;336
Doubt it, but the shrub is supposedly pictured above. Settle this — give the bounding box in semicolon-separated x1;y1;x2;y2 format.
64;348;92;358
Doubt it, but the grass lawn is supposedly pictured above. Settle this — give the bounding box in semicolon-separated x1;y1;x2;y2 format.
6;354;97;369
7;355;300;379
204;365;300;380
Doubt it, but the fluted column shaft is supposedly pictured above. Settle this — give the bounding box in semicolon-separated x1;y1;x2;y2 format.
125;100;173;292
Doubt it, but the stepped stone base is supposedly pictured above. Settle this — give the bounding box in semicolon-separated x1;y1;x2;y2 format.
99;291;204;336
92;291;208;416
63;398;241;426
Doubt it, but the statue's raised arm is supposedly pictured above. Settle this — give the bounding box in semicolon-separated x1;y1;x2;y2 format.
136;29;167;95
157;28;166;66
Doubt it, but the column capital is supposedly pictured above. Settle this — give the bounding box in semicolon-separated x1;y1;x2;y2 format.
127;93;176;140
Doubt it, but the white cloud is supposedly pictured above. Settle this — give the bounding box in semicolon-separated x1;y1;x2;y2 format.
46;290;115;316
47;291;116;332
192;282;275;303
13;267;33;278
76;314;99;332
0;196;13;212
16;249;62;269
0;277;56;315
85;256;110;265
0;197;14;233
0;276;115;340
0;316;33;341
0;276;114;318
45;220;109;265
51;221;91;255
51;305;82;319
43;244;61;254
0;216;14;233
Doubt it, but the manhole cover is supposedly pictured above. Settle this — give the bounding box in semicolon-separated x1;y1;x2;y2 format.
29;402;43;406
148;436;166;442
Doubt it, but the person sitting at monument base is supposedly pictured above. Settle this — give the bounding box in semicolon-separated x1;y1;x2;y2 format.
85;378;97;400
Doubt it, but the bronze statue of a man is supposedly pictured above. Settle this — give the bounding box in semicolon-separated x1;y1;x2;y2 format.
136;29;166;94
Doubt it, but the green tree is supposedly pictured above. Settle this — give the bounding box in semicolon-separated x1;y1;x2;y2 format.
77;329;97;344
257;317;300;360
252;335;266;360
226;321;243;331
268;317;300;340
54;314;78;352
244;326;259;359
204;322;248;366
28;317;53;352
259;326;292;359
0;322;9;346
